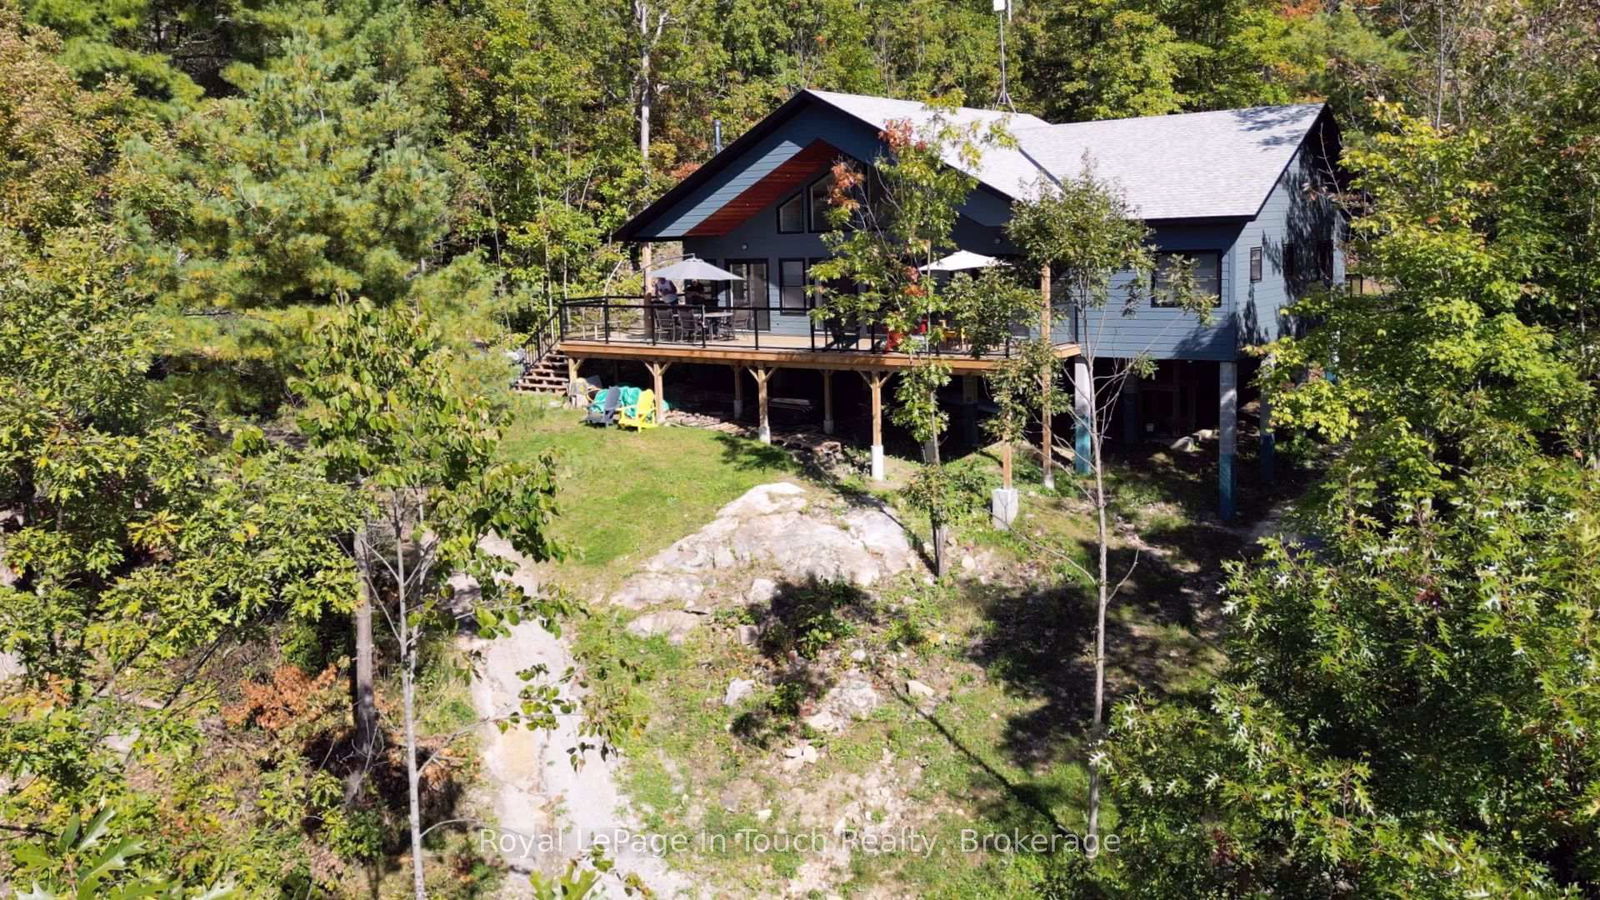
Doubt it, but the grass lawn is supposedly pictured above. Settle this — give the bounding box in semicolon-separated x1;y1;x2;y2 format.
498;395;797;585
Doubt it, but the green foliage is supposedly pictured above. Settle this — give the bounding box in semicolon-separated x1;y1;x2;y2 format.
1106;457;1600;897
1267;105;1582;504
1019;0;1181;122
1105;13;1600;893
125;1;453;310
9;807;236;899
810;114;1019;565
985;338;1066;447
292;297;563;576
18;0;213;113
0;215;363;837
528;847;612;900
1008;167;1155;318
901;461;993;530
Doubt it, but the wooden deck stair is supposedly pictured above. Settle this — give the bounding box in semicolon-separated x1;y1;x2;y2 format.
513;345;570;395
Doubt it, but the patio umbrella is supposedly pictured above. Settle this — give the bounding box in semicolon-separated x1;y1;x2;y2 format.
649;257;742;282
920;249;1001;272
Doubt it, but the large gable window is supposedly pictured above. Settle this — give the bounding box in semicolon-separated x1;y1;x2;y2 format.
808;174;835;232
777;192;805;233
1152;251;1222;307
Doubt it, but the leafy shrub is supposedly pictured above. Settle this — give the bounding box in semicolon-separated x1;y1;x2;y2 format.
761;580;867;660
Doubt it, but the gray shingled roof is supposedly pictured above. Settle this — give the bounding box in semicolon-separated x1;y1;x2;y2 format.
805;90;1053;199
807;90;1326;221
1013;104;1326;219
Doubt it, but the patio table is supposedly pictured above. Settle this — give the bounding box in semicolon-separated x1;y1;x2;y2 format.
701;310;734;339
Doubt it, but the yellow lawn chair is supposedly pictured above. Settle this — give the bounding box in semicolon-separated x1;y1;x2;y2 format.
618;388;660;430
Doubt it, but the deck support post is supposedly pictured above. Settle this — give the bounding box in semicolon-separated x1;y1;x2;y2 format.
1219;360;1238;521
961;375;981;447
1040;264;1055;490
1073;356;1092;476
822;370;835;435
645;361;671;423
732;364;744;420
861;370;889;481
1259;356;1276;485
566;356;582;408
751;367;774;444
1121;369;1141;444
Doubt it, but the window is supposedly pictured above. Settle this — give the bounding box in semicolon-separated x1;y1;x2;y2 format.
1284;242;1298;282
779;258;809;314
726;259;770;329
1249;246;1263;282
808;174;834;232
777;192;804;233
1152;251;1222;306
1317;239;1334;283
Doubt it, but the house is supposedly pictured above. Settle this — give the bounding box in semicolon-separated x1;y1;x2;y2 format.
552;89;1343;518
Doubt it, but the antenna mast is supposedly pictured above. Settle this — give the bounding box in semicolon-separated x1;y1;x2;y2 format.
995;0;1016;111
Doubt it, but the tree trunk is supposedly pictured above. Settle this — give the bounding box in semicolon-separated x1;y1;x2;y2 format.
397;518;427;900
404;639;425;899
1039;264;1055;490
348;525;379;803
1086;398;1109;854
923;432;948;579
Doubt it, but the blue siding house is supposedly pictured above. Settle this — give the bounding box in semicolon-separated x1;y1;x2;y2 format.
599;89;1343;517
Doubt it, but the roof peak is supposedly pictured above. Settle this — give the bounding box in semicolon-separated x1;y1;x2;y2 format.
801;87;1324;129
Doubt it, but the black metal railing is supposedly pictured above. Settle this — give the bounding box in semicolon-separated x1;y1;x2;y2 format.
527;305;562;364
554;295;1019;359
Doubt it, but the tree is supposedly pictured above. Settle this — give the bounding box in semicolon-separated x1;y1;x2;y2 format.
0;14;374;883
0;220;366;883
1098;86;1600;897
124;1;452;311
291;298;568;898
1018;0;1182;122
7;806;237;898
984;339;1060;498
810;114;1019;577
1008;167;1210;849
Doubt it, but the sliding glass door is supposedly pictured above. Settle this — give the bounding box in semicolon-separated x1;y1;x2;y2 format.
725;259;770;331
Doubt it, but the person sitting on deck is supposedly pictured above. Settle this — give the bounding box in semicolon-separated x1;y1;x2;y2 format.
654;277;680;305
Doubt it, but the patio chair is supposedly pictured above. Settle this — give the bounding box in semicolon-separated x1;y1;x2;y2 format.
618;388;660;430
673;305;704;343
824;316;862;350
568;374;604;408
584;386;621;427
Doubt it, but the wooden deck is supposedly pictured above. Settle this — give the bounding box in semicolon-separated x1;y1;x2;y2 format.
557;329;1078;372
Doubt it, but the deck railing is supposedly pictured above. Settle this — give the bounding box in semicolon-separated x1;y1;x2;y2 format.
555;295;1019;359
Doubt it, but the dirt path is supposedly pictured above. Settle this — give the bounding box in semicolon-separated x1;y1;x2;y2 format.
469;537;687;898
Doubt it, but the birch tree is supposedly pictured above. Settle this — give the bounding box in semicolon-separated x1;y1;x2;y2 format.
1008;169;1210;849
293;298;568;898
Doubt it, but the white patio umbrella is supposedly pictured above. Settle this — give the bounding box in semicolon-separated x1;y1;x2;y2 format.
649;257;742;282
920;249;1001;272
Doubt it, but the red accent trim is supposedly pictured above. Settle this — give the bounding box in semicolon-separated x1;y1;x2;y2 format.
685;140;842;237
